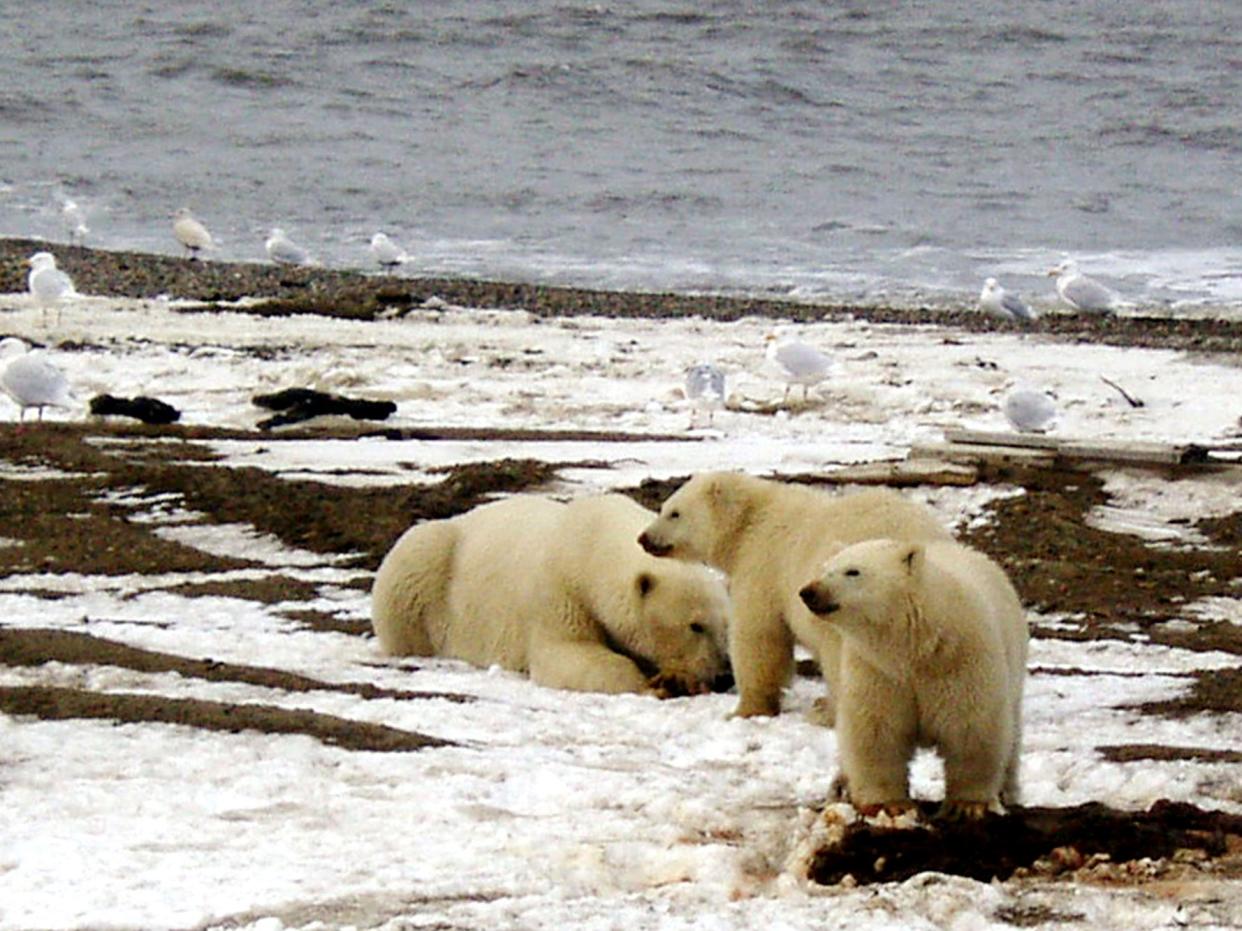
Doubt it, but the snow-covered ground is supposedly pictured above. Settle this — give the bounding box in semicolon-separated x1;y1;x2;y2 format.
1;290;1240;930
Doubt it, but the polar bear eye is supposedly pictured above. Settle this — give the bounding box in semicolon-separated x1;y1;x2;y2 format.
689;622;706;634
668;509;681;520
844;568;861;578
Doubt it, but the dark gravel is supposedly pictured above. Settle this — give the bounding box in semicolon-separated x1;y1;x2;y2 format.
5;238;1242;353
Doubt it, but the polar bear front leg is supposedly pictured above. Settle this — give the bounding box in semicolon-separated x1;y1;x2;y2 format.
939;724;1008;820
728;601;795;717
837;684;917;815
528;638;653;695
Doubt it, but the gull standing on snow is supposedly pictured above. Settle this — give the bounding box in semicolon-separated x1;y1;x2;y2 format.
979;278;1035;323
765;332;832;403
1048;260;1122;313
1002;384;1057;433
684;363;727;427
266;227;311;265
26;251;77;327
369;232;408;270
61;198;89;243
172;208;215;259
1;337;74;422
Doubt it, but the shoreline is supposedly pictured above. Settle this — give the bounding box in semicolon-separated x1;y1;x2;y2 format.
3;237;1242;353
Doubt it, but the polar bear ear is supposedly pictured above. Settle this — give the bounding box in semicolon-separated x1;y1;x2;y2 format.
637;572;656;597
901;544;925;576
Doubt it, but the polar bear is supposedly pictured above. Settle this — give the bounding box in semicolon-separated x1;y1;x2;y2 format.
798;538;1028;819
637;471;952;719
372;493;731;696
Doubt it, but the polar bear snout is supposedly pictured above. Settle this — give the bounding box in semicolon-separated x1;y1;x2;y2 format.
799;581;839;615
637;530;672;557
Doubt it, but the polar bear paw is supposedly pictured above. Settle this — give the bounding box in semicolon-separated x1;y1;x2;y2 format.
648;672;711;699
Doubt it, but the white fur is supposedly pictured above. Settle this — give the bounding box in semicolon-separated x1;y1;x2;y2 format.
372;494;731;695
799;538;1029;815
637;472;952;718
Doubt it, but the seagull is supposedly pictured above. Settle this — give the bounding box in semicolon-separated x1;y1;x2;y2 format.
265;227;311;265
765;332;832;403
369;232;408;270
684;363;727;427
1;338;73;422
979;278;1035;323
25;252;77;327
1048;260;1122;313
172;208;215;259
1002;385;1057;433
61;198;89;243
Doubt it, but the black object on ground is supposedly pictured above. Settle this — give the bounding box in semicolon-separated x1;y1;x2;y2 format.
89;394;182;425
252;387;397;430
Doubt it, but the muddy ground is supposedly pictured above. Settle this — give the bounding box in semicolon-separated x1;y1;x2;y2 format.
1;240;1240;889
1;420;1239;887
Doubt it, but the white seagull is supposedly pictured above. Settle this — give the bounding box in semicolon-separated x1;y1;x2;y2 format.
265;227;311;265
61;198;89;243
1048;260;1122;313
684;363;727;427
979;277;1035;323
1002;385;1057;433
172;208;215;258
369;232;408;270
1;337;74;422
26;251;77;327
765;331;832;403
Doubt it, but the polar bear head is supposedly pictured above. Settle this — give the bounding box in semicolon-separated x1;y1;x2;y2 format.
637;472;752;566
798;538;924;627
623;562;732;695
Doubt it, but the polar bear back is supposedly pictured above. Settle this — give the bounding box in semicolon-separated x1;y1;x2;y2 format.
441;495;568;668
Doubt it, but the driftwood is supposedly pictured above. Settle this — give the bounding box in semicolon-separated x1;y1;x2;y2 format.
792;459;979;488
912;430;1222;469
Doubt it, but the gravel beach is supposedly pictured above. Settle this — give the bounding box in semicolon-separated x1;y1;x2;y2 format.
4;238;1242;353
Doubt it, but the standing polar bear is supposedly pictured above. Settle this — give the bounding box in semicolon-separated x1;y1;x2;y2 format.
372;494;731;696
799;538;1029;819
637;471;952;719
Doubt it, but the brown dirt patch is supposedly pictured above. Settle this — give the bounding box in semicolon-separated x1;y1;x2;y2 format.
808;801;1242;886
0;628;469;703
0;685;448;752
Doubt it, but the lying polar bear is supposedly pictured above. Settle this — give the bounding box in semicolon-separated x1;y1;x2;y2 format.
372;493;731;696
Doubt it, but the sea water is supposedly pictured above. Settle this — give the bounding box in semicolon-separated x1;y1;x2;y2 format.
2;1;1240;313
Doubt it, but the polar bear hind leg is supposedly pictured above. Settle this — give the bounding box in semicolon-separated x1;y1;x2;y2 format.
371;521;458;656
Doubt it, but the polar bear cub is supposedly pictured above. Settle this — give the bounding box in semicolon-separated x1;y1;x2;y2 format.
638;471;952;719
372;494;731;696
798;538;1029;819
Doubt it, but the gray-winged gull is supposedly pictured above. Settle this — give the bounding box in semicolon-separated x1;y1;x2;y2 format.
765;332;832;402
1049;260;1122;313
172;208;215;258
266;227;311;265
1;337;73;421
979;278;1035;322
26;251;76;327
1003;385;1057;433
684;363;726;427
370;232;408;270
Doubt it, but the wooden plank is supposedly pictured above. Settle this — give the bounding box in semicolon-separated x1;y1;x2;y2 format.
909;442;1057;467
817;458;979;487
942;430;1211;465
